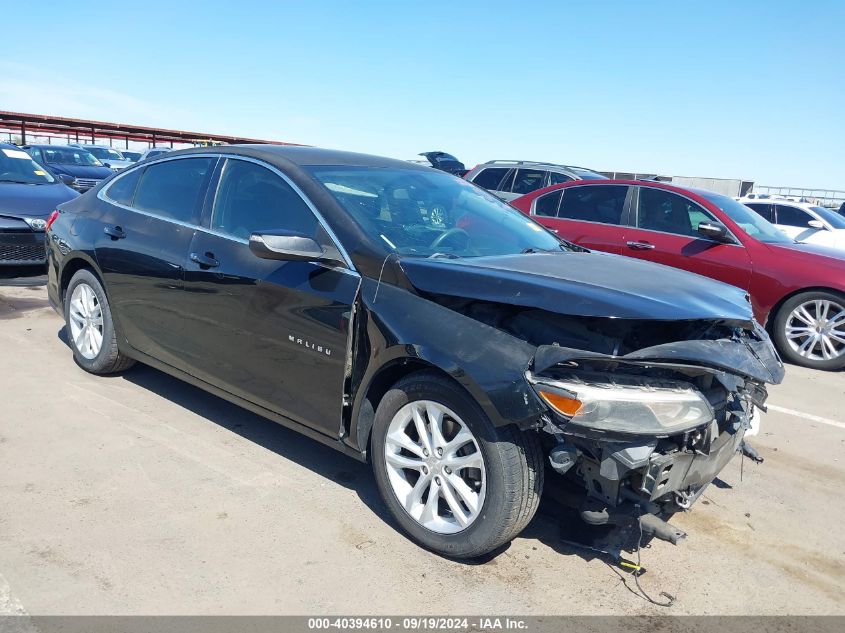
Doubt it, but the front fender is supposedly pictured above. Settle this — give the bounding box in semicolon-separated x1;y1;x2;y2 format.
348;279;546;451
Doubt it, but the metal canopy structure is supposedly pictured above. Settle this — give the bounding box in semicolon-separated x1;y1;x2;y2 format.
0;110;299;148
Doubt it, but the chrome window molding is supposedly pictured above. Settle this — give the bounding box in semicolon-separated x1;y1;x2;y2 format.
98;152;357;272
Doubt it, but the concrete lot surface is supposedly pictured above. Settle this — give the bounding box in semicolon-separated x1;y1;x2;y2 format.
1;280;843;616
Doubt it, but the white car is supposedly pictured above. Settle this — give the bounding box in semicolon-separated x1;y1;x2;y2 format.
738;197;845;250
139;147;173;161
69;145;134;171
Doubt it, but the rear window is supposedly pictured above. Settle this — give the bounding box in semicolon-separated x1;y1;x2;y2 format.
534;190;563;217
105;167;143;206
133;157;214;223
470;167;509;190
558;185;628;225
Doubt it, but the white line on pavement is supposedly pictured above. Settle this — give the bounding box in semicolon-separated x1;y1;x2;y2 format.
767;404;845;431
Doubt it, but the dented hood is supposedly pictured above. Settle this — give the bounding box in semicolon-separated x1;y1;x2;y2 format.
534;331;785;385
400;252;753;322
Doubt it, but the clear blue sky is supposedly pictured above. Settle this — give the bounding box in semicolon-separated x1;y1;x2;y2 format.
2;1;843;188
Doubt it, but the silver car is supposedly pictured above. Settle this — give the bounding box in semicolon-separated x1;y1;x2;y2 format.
70;144;134;171
464;160;607;201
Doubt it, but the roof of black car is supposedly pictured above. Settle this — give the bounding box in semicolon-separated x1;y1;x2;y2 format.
167;144;427;170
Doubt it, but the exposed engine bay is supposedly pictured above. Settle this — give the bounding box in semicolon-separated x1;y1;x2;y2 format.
426;294;785;543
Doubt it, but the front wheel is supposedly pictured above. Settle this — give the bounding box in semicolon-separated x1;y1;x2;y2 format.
64;269;135;374
772;291;845;370
371;371;543;559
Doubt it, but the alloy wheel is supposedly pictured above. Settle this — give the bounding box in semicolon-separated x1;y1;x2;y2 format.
383;400;486;534
68;283;104;360
784;298;845;361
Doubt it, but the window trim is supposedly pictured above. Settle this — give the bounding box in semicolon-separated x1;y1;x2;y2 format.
98;153;355;271
118;155;217;227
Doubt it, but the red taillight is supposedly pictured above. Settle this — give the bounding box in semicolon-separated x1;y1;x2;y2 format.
45;210;59;231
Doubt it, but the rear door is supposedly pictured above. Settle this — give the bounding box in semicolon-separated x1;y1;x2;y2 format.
94;156;217;369
179;157;360;437
623;185;753;290
529;184;631;254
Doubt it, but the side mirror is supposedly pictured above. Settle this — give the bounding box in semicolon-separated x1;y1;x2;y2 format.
697;221;735;243
58;174;75;186
249;232;327;263
807;219;827;230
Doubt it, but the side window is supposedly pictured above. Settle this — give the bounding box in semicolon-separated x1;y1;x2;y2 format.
558;185;628;225
548;171;573;186
745;203;774;223
510;169;547;195
105;167;143;206
211;159;318;240
774;205;813;228
636;187;716;237
470;167;510;190
534;190;563;217
134;157;214;223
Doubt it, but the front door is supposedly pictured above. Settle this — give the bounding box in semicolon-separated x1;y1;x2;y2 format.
94;156;217;370
624;186;753;290
180;158;360;437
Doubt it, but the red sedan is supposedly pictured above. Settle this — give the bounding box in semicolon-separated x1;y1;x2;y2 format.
511;179;845;370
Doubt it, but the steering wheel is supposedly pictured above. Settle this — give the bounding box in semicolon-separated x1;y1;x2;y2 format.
430;227;470;250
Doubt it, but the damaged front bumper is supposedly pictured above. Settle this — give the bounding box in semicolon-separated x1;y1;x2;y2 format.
527;328;784;544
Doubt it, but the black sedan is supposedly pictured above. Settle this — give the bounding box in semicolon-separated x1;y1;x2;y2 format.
46;145;783;558
0;143;78;267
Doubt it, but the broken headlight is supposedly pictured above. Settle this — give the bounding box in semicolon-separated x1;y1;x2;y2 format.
532;374;714;436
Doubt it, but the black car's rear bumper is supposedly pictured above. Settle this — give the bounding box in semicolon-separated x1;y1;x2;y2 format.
0;230;46;266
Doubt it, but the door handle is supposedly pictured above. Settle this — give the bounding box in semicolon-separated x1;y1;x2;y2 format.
103;225;126;240
190;252;220;269
626;240;655;250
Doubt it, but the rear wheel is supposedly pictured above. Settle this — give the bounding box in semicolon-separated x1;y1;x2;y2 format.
64;269;135;374
371;371;543;559
772;291;845;370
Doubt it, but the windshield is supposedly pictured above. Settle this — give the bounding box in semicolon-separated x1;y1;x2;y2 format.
569;167;608;181
308;167;570;258
0;148;56;184
700;191;792;243
42;147;103;167
810;206;845;229
87;147;125;161
121;151;141;161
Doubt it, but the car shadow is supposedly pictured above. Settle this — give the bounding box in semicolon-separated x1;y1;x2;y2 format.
54;326;661;569
0;265;47;287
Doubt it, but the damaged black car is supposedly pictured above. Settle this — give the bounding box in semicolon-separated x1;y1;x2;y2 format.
46;146;784;559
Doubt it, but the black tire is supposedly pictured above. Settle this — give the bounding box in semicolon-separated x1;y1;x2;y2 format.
371;371;544;559
772;290;845;371
64;269;135;375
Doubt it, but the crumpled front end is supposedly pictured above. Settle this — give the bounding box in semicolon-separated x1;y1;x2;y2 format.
527;324;784;543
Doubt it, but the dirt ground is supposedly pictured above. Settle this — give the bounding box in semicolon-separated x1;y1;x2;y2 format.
1;278;843;616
